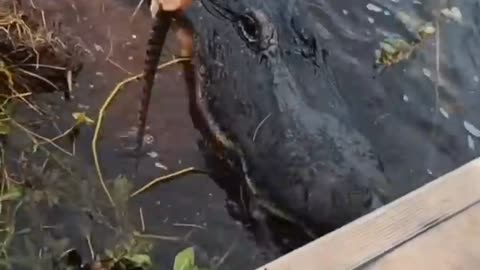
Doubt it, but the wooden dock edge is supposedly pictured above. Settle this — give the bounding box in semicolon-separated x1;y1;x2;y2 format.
256;157;480;270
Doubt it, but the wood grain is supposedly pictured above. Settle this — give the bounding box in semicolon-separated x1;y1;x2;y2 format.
257;158;480;270
364;202;480;270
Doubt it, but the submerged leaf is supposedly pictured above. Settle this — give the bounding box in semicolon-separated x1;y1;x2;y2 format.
441;7;463;23
376;37;414;66
111;175;133;208
123;254;152;268
104;249;115;260
174;247;195;270
72;112;95;126
417;22;436;39
0;60;14;86
0;185;24;202
0;121;10;135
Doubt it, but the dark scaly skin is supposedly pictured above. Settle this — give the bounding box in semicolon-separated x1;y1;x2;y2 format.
184;0;395;235
135;7;175;152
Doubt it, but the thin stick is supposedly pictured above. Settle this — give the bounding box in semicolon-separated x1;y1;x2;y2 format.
17;68;59;91
130;167;200;198
106;26;113;60
213;239;237;269
38;125;75;145
134;232;181;242
15;64;66;70
86;234;95;260
173;223;206;230
139;207;145;232
92;73;143;207
92;58;188;207
107;58;132;75
9;118;73;156
8;86;43;115
253;113;271;142
130;0;146;22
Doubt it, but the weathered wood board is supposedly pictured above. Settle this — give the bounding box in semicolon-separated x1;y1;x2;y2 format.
257;158;480;270
363;202;480;270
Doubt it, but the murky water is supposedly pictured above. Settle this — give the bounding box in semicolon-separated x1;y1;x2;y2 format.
29;0;276;269
303;0;480;198
15;0;480;269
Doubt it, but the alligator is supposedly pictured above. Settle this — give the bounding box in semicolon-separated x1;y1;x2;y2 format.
182;2;396;236
137;0;480;239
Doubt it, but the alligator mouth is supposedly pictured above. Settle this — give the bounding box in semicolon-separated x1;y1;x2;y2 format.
184;60;318;238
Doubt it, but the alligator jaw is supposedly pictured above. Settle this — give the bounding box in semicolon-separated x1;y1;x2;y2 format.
190;65;318;238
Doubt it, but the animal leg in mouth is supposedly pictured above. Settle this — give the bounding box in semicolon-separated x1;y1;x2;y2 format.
135;3;194;154
135;7;174;153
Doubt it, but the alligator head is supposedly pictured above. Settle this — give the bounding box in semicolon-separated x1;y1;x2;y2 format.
184;0;393;234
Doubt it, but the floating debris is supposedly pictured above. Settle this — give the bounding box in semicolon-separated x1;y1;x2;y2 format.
72;112;95;126
173;247;204;270
77;103;90;110
366;3;383;13
144;134;155;144
396;11;436;41
468;135;475;151
441;7;463;23
375;37;413;66
464;121;480;138
94;44;104;52
155;162;168;170
422;68;432;78
375;20;435;68
439;107;449;119
403;94;409;102
417;22;436;39
147;151;159;158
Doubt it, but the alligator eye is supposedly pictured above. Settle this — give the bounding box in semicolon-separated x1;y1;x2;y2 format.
238;14;260;43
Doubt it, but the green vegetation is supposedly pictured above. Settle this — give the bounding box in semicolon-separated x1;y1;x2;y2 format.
0;2;206;270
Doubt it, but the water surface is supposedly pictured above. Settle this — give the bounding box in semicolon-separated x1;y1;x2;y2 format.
23;0;480;269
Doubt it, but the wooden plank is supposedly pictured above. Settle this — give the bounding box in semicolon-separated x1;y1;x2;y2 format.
256;158;480;270
363;202;480;270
